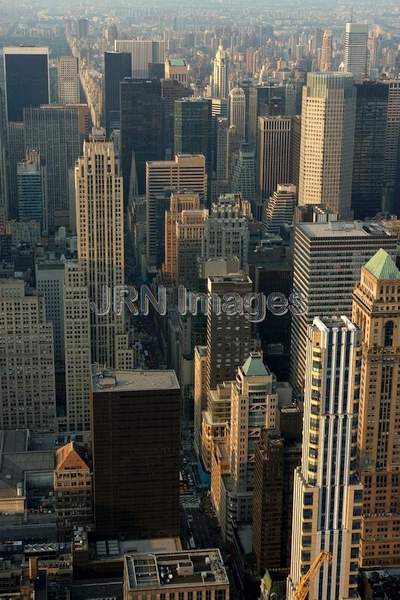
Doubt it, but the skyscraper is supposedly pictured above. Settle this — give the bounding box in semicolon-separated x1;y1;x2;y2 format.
17;149;47;229
263;183;296;235
161;79;193;154
248;84;286;146
62;261;92;438
298;73;356;219
211;45;229;99
229;87;246;140
75;140;134;369
352;81;388;219
120;78;164;198
104;51;131;136
206;273;253;392
115;39;165;78
203;193;252;270
176;209;209;289
214;116;229;187
91;367;180;539
164;191;201;281
3;47;49;122
57;56;80;104
352;250;400;567
344;23;369;81
290;221;398;394
319;30;333;72
24;105;81;229
7;121;25;219
35;260;65;369
146;154;207;268
174;98;212;174
253;425;301;577
0;279;56;431
383;80;400;213
288;316;362;600
258;116;292;201
0;89;8;227
231;144;257;214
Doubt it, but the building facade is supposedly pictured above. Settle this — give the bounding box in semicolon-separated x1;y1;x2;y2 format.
290;221;398;394
298;73;356;219
288;316;362;600
352;250;400;567
91;368;180;539
0;280;56;431
75;140;133;370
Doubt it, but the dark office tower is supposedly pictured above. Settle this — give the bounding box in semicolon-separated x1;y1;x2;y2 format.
3;47;49;123
148;63;165;79
91;368;180;539
258;116;292;200
78;18;89;39
206;273;253;393
290;116;301;191
174;98;212;175
232;144;257;215
352;81;388;219
383;81;400;214
17;149;47;229
0;89;8;227
104;51;131;137
24;105;81;229
161;79;193;155
253;426;301;578
248;84;286;146
7;122;25;219
120;79;164;198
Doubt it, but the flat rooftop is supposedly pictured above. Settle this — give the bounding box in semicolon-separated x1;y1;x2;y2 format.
91;368;180;393
297;221;394;239
125;549;229;590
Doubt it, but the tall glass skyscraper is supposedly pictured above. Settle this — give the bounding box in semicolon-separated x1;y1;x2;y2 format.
17;149;47;229
104;51;131;136
174;98;212;175
3;46;49;122
120;78;165;198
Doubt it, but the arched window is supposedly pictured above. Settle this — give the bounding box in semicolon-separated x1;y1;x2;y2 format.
384;320;394;347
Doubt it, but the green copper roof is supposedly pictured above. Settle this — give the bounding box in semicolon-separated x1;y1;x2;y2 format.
364;248;400;280
169;58;186;66
241;353;270;377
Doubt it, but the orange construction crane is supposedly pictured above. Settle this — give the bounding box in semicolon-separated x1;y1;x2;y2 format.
293;551;333;600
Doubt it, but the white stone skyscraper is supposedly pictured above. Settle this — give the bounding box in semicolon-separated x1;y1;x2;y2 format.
75;140;134;370
287;316;362;600
344;23;369;81
211;45;229;99
229;87;246;140
319;30;333;71
57;56;80;104
298;73;356;219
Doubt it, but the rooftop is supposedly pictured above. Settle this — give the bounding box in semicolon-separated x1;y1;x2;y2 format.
0;430;54;499
297;221;393;240
125;549;228;590
241;353;270;377
168;58;186;67
91;368;180;393
364;248;400;280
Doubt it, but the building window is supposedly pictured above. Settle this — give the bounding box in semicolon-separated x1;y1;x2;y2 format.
384;320;394;347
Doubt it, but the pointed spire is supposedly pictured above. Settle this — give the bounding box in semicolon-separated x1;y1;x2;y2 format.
364;248;400;280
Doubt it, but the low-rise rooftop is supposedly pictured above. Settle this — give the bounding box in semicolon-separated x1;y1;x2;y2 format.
125;549;228;590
